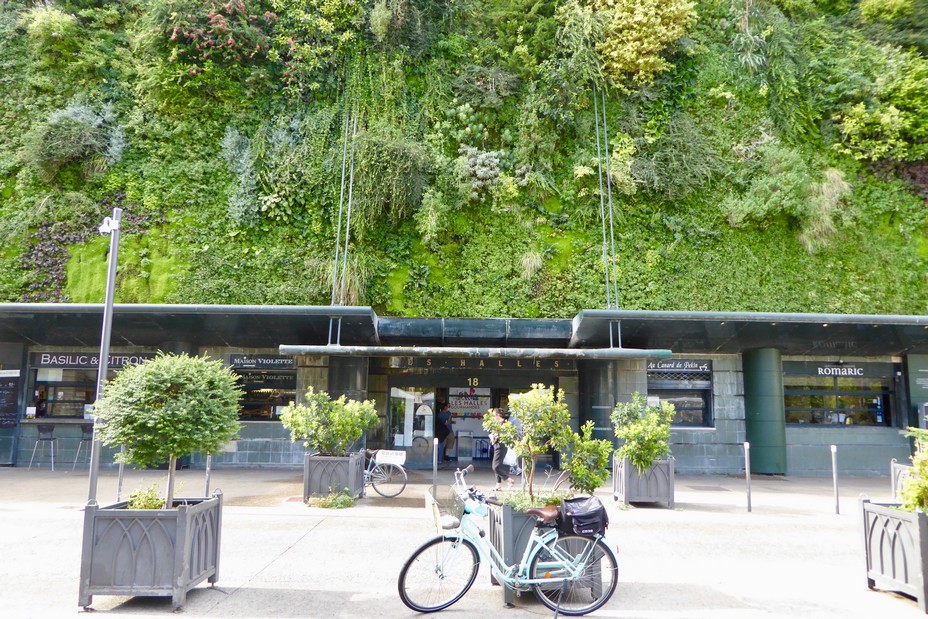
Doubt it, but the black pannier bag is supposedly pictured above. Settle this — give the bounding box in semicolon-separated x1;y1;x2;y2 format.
559;496;609;537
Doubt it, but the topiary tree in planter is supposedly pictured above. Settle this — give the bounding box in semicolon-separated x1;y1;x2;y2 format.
79;352;243;609
280;386;379;499
610;392;675;507
561;421;613;495
483;383;573;503
280;386;379;456
611;392;674;474
93;351;243;508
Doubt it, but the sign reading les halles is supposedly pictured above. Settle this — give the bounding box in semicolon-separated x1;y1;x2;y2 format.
30;352;157;369
648;359;712;372
390;357;576;371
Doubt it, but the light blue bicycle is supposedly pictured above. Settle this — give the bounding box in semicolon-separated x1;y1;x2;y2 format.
397;465;618;615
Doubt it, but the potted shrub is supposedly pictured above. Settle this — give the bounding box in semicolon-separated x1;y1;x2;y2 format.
279;386;378;501
611;392;676;508
78;352;243;610
862;428;928;612
481;384;611;603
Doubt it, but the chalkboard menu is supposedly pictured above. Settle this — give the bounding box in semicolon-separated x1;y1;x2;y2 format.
0;375;19;429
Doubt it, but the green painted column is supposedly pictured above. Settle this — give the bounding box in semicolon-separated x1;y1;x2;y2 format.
742;348;786;474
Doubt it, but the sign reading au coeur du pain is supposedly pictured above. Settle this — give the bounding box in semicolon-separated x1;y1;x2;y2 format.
30;352;157;369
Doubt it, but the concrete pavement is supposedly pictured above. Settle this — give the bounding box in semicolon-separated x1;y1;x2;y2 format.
0;464;922;618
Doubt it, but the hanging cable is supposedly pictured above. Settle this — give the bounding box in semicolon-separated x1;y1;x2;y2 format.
600;88;619;310
338;111;359;306
330;105;351;306
593;84;613;310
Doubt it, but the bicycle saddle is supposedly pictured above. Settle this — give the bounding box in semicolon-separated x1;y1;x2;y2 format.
525;505;559;522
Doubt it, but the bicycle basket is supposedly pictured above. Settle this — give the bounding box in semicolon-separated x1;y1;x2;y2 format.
558;496;608;537
425;486;465;532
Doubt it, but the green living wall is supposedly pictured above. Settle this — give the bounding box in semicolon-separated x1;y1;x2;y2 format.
0;0;925;317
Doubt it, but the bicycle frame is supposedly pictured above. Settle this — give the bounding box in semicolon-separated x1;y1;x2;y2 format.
443;471;599;592
364;450;406;486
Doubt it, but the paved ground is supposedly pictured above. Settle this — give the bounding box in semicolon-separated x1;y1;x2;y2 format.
0;463;922;618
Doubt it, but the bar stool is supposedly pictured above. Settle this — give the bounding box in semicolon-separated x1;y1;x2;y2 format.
28;424;57;471
72;424;94;472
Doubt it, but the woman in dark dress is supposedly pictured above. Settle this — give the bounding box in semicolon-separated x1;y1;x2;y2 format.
489;408;512;491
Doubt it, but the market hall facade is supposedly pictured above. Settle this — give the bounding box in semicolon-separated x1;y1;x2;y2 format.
0;304;925;477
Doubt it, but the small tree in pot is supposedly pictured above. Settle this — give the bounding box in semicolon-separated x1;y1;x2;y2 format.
610;392;675;507
79;352;243;609
561;421;613;495
93;352;243;508
280;386;379;499
483;383;573;503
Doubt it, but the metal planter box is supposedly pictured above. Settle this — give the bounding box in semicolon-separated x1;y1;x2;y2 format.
303;452;364;500
78;492;223;610
613;454;675;508
487;503;537;604
892;459;914;501
862;499;928;612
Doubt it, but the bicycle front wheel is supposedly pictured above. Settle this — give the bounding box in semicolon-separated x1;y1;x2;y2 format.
398;535;480;612
371;463;407;498
529;535;618;616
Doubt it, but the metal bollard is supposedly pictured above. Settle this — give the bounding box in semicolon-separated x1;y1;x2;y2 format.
831;444;839;515
744;441;752;513
205;452;213;496
432;438;439;500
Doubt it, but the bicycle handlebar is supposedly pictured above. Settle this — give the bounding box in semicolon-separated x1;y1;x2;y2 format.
485;497;503;507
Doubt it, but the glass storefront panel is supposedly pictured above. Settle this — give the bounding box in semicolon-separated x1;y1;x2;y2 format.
646;360;713;427
236;371;296;421
33;368;110;418
783;362;894;426
649;390;710;425
389;387;435;449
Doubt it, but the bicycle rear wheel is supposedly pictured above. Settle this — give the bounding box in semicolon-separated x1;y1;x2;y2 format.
529;535;618;616
398;535;480;612
371;462;407;497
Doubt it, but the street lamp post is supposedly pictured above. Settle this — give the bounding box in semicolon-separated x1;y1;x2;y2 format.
87;207;122;504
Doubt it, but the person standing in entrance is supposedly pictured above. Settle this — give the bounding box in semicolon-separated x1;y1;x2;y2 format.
489;408;513;491
437;402;456;461
435;402;451;461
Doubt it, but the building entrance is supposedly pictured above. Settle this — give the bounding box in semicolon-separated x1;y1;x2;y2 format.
386;371;561;467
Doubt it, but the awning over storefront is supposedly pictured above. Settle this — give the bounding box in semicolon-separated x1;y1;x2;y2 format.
570;309;928;356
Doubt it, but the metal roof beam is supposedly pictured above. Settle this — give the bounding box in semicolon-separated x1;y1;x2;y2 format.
279;345;672;359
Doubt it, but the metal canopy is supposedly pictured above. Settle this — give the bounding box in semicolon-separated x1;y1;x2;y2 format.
0;304;926;357
571;309;928;356
0;304;378;349
279;344;672;360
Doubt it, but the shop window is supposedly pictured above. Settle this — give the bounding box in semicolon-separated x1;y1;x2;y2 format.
33;368;107;418
236;371;296;421
783;361;896;426
647;363;713;427
389;387;435;448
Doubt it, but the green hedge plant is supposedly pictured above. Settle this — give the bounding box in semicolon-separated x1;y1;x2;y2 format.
611;392;674;474
900;427;928;512
280;386;379;456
